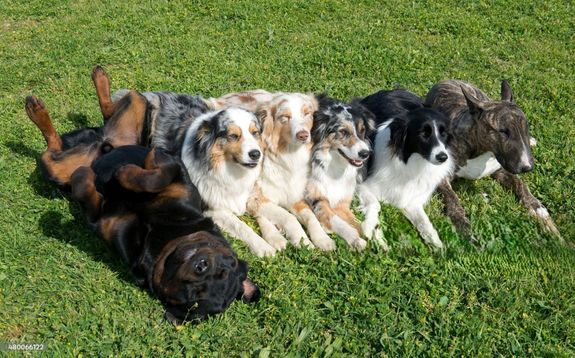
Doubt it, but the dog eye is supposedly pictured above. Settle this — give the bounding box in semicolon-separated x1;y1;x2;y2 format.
227;133;240;141
498;128;510;139
251;130;260;138
279;115;290;123
339;128;350;137
195;259;209;274
421;127;432;139
439;126;447;137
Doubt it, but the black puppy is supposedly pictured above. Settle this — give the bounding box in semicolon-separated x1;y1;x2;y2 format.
25;96;260;324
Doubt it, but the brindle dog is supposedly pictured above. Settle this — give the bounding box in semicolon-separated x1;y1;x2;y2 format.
424;80;561;242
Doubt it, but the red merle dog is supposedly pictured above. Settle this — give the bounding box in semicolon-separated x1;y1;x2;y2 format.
24;92;260;324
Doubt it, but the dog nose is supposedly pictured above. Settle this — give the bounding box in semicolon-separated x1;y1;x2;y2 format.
435;152;448;163
358;149;371;159
296;130;309;142
248;149;261;160
520;164;533;173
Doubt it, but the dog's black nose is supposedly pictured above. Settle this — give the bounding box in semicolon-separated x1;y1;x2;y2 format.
248;150;261;160
358;149;371;159
435;152;448;163
520;164;533;173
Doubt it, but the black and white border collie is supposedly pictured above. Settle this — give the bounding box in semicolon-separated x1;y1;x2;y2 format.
116;90;276;257
357;89;454;249
305;95;376;250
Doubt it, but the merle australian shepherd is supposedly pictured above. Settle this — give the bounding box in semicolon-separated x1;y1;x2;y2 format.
357;89;454;249
94;66;274;257
305;95;376;250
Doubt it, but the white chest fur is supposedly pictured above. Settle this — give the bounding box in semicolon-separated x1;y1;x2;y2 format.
259;145;311;206
310;149;358;206
361;123;453;209
456;152;502;179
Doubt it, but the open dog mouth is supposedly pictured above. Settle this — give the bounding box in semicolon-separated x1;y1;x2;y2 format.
337;149;364;168
240;162;259;168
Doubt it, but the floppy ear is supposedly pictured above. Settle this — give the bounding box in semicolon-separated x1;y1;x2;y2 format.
351;99;377;139
460;86;484;116
501;80;514;103
388;119;409;163
311;109;330;145
256;107;273;146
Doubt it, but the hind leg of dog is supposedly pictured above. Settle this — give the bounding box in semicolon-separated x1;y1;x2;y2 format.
256;216;288;251
102;90;148;148
292;201;335;251
206;209;277;257
401;205;443;249
25;96;62;151
491;169;561;240
115;149;181;193
437;179;477;244
70;166;103;223
92;65;116;121
25;96;101;185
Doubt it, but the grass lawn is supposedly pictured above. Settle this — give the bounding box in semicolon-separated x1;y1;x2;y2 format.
1;0;574;355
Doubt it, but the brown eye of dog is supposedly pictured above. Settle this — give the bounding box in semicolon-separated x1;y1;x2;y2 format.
339;128;350;137
421;126;432;139
228;133;240;141
195;259;208;274
251;130;260;138
280;115;290;123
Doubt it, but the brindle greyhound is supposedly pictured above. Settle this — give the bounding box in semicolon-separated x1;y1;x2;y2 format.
424;80;561;243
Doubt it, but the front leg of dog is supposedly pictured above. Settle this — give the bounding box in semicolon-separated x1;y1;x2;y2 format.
292;201;335;251
402;205;443;249
491;169;562;240
259;202;312;248
357;188;385;242
255;215;288;251
206;210;277;257
312;200;366;251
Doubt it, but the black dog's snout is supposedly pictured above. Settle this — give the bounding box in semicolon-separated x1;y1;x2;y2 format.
358;149;371;160
435;152;448;163
520;164;533;173
248;150;261;160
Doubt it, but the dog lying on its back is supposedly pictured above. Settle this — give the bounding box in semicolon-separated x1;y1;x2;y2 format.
424;80;561;240
25;96;260;324
358;89;454;248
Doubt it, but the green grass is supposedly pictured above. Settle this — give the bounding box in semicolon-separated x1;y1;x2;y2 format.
1;0;574;356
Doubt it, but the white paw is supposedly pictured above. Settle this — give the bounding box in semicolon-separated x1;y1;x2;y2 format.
264;233;288;251
421;230;444;249
250;241;277;257
286;227;311;248
350;238;367;251
361;221;376;240
311;232;336;251
372;229;390;251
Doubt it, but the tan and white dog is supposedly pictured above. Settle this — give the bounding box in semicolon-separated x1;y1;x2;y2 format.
212;90;335;252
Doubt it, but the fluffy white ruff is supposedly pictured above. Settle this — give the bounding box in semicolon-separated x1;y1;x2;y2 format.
358;121;453;248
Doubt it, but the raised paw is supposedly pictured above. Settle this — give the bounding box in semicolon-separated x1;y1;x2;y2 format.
25;96;48;124
91;65;110;85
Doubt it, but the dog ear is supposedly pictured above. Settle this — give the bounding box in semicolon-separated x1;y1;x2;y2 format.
460;86;484;115
256;107;273;146
500;80;515;103
388;118;409;163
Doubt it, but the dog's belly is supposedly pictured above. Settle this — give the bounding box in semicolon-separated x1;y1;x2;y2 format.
456;152;501;179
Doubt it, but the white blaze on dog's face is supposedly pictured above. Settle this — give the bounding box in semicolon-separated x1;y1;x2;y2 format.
259;94;317;151
312;100;374;168
190;108;263;170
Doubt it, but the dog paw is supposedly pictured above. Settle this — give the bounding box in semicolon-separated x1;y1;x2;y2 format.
360;221;376;240
25;96;47;122
372;229;390;251
530;207;563;241
91;65;108;83
312;234;336;252
350;238;367;251
265;233;288;251
251;242;277;258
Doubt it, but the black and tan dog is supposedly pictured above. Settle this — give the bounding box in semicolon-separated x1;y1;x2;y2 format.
25;96;260;324
424;80;561;242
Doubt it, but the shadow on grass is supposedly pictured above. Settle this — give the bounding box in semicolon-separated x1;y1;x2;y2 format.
38;208;135;285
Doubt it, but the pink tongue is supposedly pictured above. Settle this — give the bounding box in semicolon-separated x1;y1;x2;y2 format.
351;159;362;166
